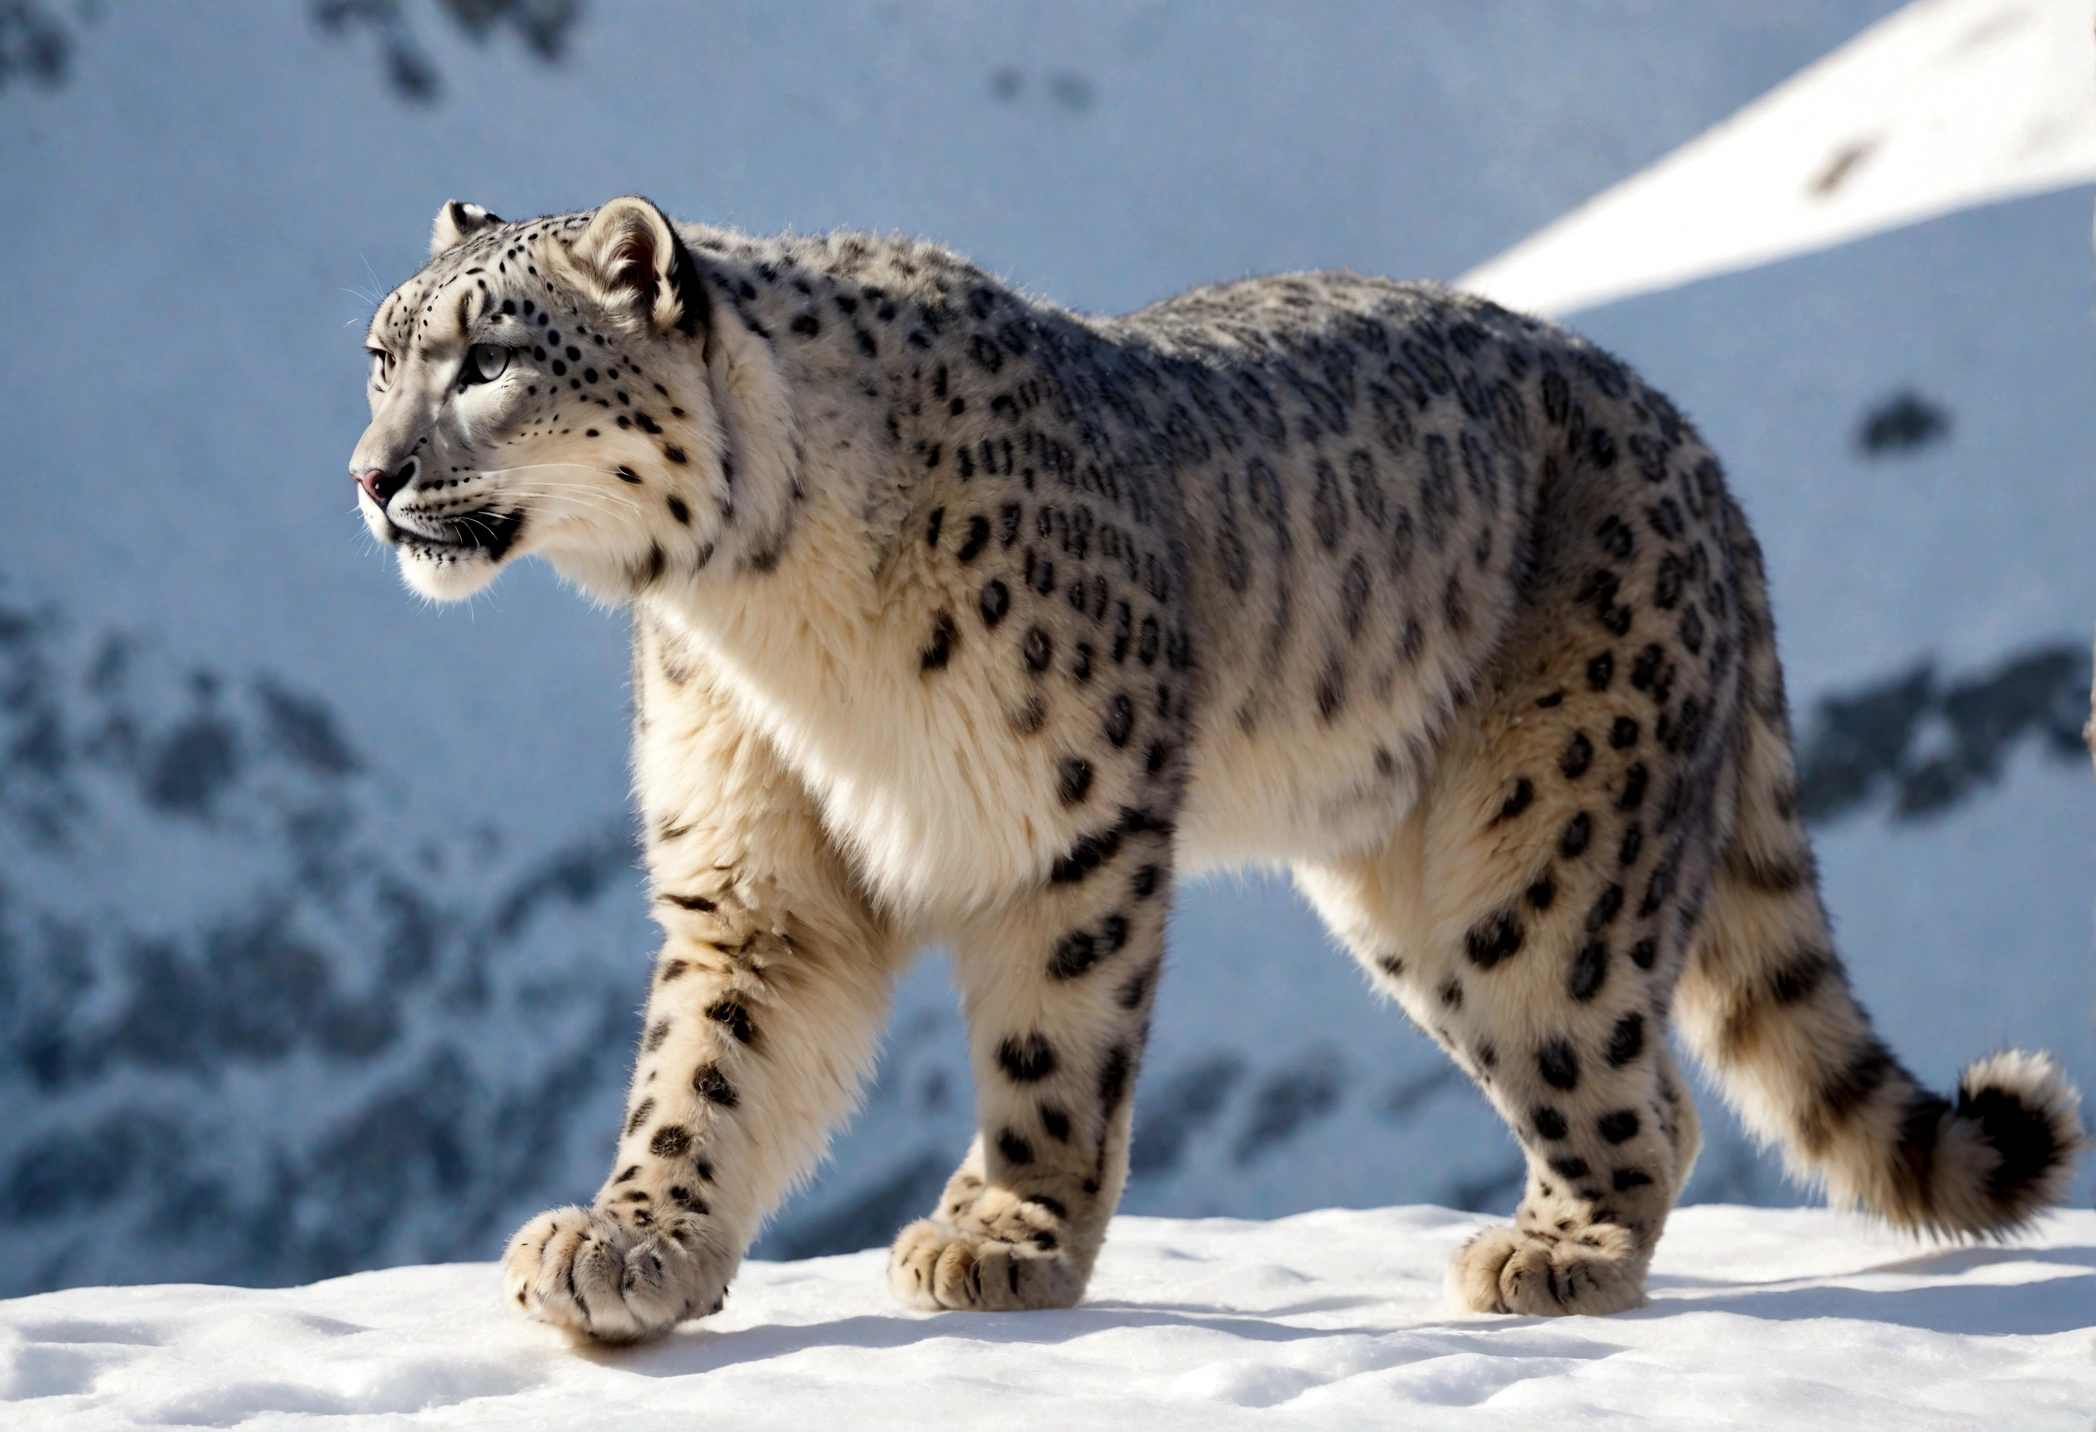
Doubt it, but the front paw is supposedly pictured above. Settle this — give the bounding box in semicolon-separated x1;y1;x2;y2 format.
1446;1224;1648;1316
503;1205;731;1343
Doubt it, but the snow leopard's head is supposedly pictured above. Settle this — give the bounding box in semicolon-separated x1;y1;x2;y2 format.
348;197;793;604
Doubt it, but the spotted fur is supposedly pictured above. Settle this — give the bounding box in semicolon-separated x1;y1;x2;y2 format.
346;197;2085;1341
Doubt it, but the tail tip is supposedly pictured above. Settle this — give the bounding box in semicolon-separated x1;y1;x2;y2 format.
1950;1050;2085;1229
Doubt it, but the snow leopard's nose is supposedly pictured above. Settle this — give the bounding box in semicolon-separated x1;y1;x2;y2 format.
356;457;417;508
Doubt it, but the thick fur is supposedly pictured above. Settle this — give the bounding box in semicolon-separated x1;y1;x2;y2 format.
347;198;2085;1340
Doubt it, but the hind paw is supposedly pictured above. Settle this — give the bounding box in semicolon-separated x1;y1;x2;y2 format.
1447;1224;1648;1316
887;1217;1087;1311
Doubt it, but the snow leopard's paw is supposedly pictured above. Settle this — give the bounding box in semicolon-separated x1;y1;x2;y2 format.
887;1216;1088;1312
503;1205;732;1343
1447;1223;1649;1316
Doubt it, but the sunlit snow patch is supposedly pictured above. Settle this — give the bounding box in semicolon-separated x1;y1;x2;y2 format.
2;1205;2090;1429
1460;0;2096;316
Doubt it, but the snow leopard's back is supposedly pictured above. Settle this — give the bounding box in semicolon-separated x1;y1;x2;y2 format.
1086;274;1631;870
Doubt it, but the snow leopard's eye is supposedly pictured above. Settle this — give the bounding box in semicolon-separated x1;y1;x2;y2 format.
367;349;392;391
463;343;510;386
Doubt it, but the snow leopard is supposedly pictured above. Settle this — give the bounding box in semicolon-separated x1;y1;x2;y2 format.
347;197;2084;1340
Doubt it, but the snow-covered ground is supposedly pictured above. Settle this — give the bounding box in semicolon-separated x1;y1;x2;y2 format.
4;1205;2091;1430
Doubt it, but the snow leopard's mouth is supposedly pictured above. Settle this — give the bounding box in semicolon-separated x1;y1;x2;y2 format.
386;507;526;562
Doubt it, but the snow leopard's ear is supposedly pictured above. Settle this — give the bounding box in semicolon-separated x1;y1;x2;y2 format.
429;200;502;259
564;195;709;338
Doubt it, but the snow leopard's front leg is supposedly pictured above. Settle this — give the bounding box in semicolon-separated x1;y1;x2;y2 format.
505;631;909;1342
888;811;1175;1312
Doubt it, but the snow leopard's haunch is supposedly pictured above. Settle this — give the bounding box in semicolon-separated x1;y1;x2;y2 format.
346;197;2084;1340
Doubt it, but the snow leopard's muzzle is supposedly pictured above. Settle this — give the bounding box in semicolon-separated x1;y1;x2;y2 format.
356;455;525;563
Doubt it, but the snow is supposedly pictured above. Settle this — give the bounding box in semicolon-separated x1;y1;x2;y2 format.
3;1205;2090;1430
1460;0;2096;315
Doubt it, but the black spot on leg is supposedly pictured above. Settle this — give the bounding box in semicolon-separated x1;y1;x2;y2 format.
1617;824;1644;868
1103;693;1135;747
1496;778;1535;823
1051;825;1122;883
1585;885;1624;932
625;1099;656;1135
1041;1104;1072;1142
1098;1045;1133;1112
1607;1013;1645;1066
1638;863;1675;918
1526;876;1555;910
1561;732;1594;779
997;1129;1035;1166
1598;1109;1641;1143
1587;652;1614;690
997;1034;1059;1082
1538;1039;1580;1090
1596;514;1635;560
1610;717;1639;750
1548;1154;1591;1180
1612;1167;1654;1192
644;1019;671;1052
666;494;690;525
1315;663;1347;722
1050;930;1100;979
1465;911;1524;968
649;1125;692;1158
979;580;1011;627
958;515;990;562
1568;941;1609;1001
1131;865;1160;899
1438;977;1464;1009
706;1000;755;1045
1116;961;1157;1010
926;507;945;548
920;611;958;671
693;1065;739;1107
1057;757;1093;805
1023;627;1053;672
1619;763;1649;811
1533;1106;1569;1139
1558;812;1592;859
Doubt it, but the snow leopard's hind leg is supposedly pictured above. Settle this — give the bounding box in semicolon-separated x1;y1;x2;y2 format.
505;638;911;1343
1297;454;1739;1316
888;813;1175;1312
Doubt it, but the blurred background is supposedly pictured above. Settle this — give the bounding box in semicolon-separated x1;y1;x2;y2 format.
0;0;2090;1296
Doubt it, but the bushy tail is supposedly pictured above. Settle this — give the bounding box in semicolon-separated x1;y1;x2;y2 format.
1673;509;2084;1236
